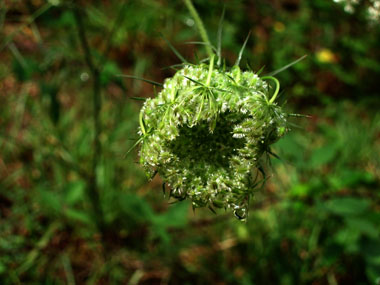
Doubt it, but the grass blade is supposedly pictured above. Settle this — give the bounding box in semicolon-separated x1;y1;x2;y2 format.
116;74;163;87
161;62;191;71
288;113;312;118
184;0;214;57
217;6;225;66
183;75;205;86
124;136;144;158
208;205;217;214
184;41;217;53
18;222;60;274
161;33;188;63
267;149;282;161
234;31;251;67
129;97;147;101
287;122;304;129
256;65;266;75
266;54;307;76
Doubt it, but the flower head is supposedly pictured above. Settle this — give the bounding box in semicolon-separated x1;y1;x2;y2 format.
138;61;288;220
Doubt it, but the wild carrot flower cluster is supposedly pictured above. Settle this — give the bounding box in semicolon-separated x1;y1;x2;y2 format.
138;56;287;220
333;0;380;21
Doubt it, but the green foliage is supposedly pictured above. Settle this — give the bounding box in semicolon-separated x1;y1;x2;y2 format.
0;0;379;284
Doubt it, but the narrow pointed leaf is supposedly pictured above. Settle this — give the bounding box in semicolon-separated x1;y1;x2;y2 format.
235;31;251;66
183;75;205;86
217;6;225;66
266;54;307;76
129;97;147;101
246;62;253;71
257;164;266;180
184;41;217;53
287;122;304;129
288;113;312;118
267;149;282;160
116;74;163;86
256;65;266;75
208;206;217;214
149;170;158;180
162;183;166;197
161;63;190;71
161;33;188;63
226;74;237;83
124;136;144;158
200;57;211;63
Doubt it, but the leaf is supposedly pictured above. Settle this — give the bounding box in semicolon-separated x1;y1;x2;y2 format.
150;201;189;245
208;205;217;214
161;63;189;71
256;65;266;75
152;201;189;229
310;144;339;168
118;193;154;223
0;262;5;274
38;188;62;216
64;209;93;225
328;170;373;191
161;33;188;63
11;55;39;82
333;228;361;253
365;264;380;285
324;197;371;217
116;74;163;87
289;183;311;198
345;217;379;238
183;75;205;86
18;222;60;274
129;96;147;101
100;61;122;86
124;136;144;158
183;41;217;53
266;55;308;76
267;149;282;161
362;240;380;265
216;6;225;66
64;181;86;206
234;31;251;67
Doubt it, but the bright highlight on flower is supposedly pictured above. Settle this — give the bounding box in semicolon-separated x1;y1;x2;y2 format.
137;56;288;220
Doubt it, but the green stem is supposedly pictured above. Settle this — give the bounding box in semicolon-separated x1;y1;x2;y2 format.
262;76;280;104
206;54;215;86
236;67;241;83
139;110;146;135
74;7;105;234
99;1;129;70
184;0;213;57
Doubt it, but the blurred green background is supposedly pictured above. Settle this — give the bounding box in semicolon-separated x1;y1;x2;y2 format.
1;0;380;284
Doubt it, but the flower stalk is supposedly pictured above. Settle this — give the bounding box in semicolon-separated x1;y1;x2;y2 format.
184;0;214;57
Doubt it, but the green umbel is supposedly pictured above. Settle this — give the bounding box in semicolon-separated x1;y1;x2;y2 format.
138;62;287;220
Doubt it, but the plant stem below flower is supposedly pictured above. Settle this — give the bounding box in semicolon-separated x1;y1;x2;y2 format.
184;0;214;58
